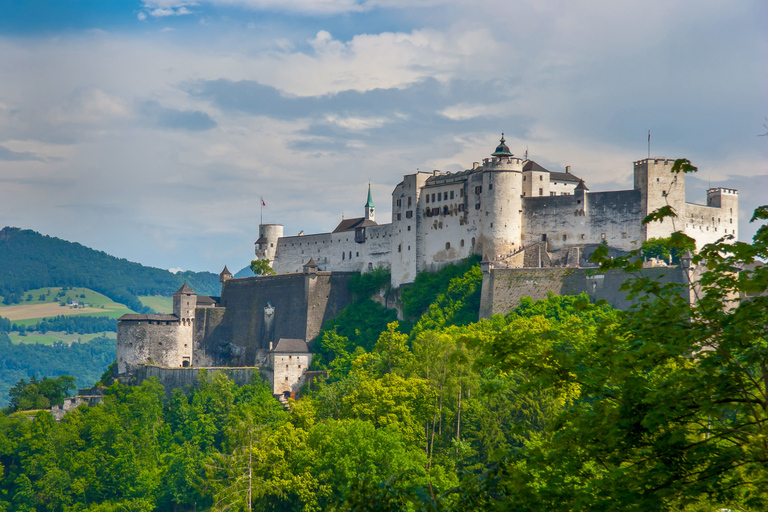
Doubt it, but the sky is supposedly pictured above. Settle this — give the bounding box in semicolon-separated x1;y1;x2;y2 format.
0;0;766;274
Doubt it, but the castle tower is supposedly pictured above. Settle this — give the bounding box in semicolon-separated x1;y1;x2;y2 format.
173;283;197;321
706;187;739;241
255;224;283;263
481;135;524;260
364;183;375;222
219;265;233;283
634;158;686;240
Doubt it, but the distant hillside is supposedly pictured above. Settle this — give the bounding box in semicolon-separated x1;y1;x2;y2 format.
0;227;220;313
234;265;255;278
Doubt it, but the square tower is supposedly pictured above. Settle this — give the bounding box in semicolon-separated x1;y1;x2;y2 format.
634;158;686;240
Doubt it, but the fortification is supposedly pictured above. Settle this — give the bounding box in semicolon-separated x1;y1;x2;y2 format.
260;136;737;287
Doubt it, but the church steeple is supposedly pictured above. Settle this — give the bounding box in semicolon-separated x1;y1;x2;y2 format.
364;183;375;222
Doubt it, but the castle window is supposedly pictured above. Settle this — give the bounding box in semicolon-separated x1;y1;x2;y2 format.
540;175;543;181
489;184;493;190
460;239;465;247
524;176;526;181
450;191;454;199
426;195;430;203
432;193;435;202
408;245;411;250
298;365;301;369
342;252;345;260
458;204;464;212
542;234;547;241
551;192;556;196
397;199;401;207
563;234;567;241
356;252;359;257
433;207;439;215
397;213;401;221
406;210;413;218
445;242;451;250
539;188;543;196
438;192;442;201
270;243;274;247
601;233;606;240
475;203;481;210
408;197;412;206
471;237;476;247
460;189;464;197
407;226;411;231
581;234;586;240
398;244;402;252
443;206;449;215
285;377;289;381
490;222;493;227
475;186;482;194
349;251;352;259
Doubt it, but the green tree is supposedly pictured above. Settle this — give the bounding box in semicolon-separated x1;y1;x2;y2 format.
249;259;276;276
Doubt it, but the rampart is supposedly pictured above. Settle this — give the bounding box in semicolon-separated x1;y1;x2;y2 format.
479;266;687;318
134;365;272;397
210;271;355;365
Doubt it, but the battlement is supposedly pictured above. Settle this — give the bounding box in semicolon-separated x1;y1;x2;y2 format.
634;158;676;167
482;156;523;171
708;187;738;196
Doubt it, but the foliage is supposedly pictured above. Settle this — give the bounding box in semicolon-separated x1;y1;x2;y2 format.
249;258;276;276
6;375;77;412
0;227;220;311
348;267;391;298
641;235;696;264
400;255;481;320
0;333;115;408
2;314;118;334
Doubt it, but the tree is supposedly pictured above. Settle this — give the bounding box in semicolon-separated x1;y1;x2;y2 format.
459;193;768;510
249;259;276;276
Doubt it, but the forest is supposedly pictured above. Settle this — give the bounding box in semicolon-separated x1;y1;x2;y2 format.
0;227;221;312
0;206;766;511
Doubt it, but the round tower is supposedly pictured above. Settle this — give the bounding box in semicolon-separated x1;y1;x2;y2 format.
255;224;283;262
482;134;524;260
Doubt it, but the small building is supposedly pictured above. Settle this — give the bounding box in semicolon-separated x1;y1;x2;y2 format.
269;338;312;399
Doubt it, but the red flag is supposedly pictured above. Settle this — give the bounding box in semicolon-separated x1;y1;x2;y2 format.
261;198;266;207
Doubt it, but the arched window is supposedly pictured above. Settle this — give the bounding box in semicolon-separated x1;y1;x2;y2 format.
460;239;465;247
445;242;451;250
471;237;476;247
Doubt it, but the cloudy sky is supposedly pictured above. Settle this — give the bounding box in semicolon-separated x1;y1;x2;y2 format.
0;0;765;274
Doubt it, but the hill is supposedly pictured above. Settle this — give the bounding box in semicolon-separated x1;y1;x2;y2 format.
0;227;221;312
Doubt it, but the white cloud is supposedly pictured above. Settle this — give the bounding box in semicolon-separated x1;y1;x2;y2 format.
48;89;131;126
142;0;368;15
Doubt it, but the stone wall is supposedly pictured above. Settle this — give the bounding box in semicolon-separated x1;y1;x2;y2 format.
271;352;312;396
134;365;272;397
117;321;192;374
479;266;688;318
213;272;355;365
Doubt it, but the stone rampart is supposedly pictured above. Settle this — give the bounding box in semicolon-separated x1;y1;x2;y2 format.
134;365;272;397
480;266;687;318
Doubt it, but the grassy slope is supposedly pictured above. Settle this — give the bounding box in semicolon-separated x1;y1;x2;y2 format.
138;295;173;314
0;287;134;325
10;331;116;346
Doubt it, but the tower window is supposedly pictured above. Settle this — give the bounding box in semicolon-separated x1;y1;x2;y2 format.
445;242;451;250
432;193;435;202
489;184;493;190
426;195;430;203
450;191;454;199
539;188;543;196
540;175;543;181
460;239;465;247
438;192;442;201
408;197;412;206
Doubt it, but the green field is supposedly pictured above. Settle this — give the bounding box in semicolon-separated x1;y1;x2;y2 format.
0;287;134;326
9;331;116;346
138;295;173;314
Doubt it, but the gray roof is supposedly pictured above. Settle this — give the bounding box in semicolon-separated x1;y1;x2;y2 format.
119;314;179;322
196;295;219;306
332;217;377;233
523;160;582;183
272;338;310;353
220;265;232;276
174;283;196;295
303;258;318;268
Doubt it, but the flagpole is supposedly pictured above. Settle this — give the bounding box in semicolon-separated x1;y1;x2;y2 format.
648;130;651;159
260;196;263;226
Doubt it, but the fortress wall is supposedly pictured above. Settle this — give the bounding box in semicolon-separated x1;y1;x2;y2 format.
479;266;687;318
273;232;333;273
522;190;643;252
362;223;395;272
193;307;227;367
117;322;192;374
684;203;730;248
217;272;355;362
134;365;272;398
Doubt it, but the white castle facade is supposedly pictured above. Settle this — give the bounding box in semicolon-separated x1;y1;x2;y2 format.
256;136;738;287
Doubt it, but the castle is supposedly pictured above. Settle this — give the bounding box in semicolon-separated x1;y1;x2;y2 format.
257;136;738;287
115;136;738;397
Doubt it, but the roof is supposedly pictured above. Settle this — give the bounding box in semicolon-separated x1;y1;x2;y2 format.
196;295;220;306
491;134;513;157
523;160;582;182
220;265;232;276
173;283;196;295
332;217;378;233
303;258;318;268
255;237;268;244
575;179;589;191
272;338;310;353
365;183;375;208
119;314;179;322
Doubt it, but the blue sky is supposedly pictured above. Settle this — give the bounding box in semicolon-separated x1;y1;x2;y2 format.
0;0;766;273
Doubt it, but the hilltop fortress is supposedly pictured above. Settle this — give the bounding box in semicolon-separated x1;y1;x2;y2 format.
259;136;738;287
115;137;738;398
